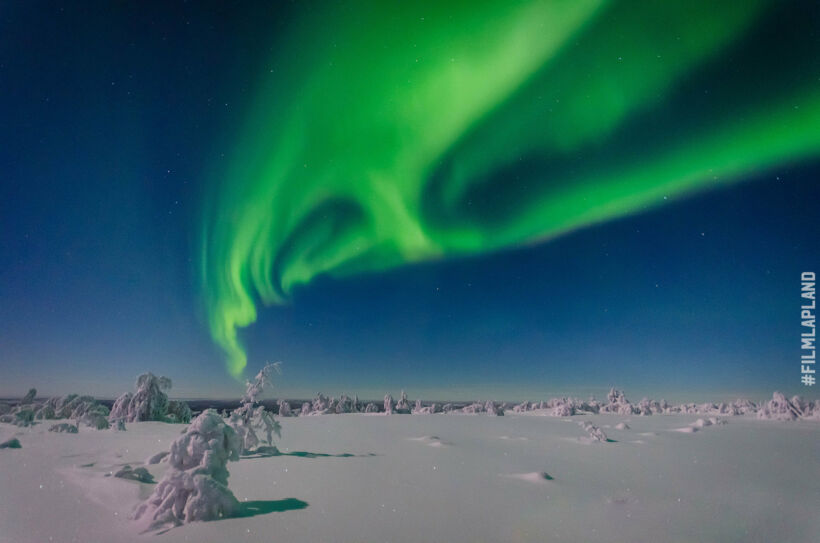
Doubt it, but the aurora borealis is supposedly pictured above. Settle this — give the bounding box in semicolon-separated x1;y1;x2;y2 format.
202;1;820;378
1;1;819;399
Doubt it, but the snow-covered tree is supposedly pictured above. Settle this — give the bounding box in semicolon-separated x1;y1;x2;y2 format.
277;399;293;417
395;390;411;413
109;373;185;423
134;410;242;529
228;362;282;452
579;421;609;443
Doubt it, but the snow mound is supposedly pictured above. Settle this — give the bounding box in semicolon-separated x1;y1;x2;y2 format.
615;422;630;430
506;472;554;484
146;451;169;465
408;435;450;447
673;426;698;433
133;410;241;530
115;465;155;484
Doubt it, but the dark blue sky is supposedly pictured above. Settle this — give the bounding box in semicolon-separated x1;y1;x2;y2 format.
1;2;818;401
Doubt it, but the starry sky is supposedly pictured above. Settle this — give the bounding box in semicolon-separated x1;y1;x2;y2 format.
1;1;818;401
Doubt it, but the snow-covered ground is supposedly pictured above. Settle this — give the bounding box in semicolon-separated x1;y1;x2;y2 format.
1;413;818;543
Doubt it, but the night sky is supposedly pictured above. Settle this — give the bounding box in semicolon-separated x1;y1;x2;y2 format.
1;1;818;401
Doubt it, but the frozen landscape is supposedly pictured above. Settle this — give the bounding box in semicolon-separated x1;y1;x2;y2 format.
1;378;818;543
4;2;820;542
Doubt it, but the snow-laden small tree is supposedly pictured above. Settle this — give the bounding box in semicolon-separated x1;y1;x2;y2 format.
134;410;241;530
228;362;282;452
395;390;411;413
384;394;394;415
579;421;609;443
277;399;293;417
109;373;181;423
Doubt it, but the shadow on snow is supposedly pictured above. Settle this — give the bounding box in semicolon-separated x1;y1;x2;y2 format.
235;498;309;518
241;445;378;460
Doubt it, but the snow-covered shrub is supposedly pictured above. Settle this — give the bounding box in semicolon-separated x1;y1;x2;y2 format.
0;393;110;429
20;388;36;405
419;403;441;414
166;400;192;424
49;422;78;433
485;401;503;416
552;402;574;417
12;408;35;427
635;398;655;416
364;403;379;413
579;421;609;443
460;402;486;414
134;410;241;529
757;392;804;421
512;401;531;413
277;399;293;417
384;394;394;415
228;362;281;453
110;373;174;423
395;390;411;413
730;398;757;415
80;404;111;429
336;394;358;414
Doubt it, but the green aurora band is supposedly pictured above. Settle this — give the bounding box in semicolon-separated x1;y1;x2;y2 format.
202;0;820;378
